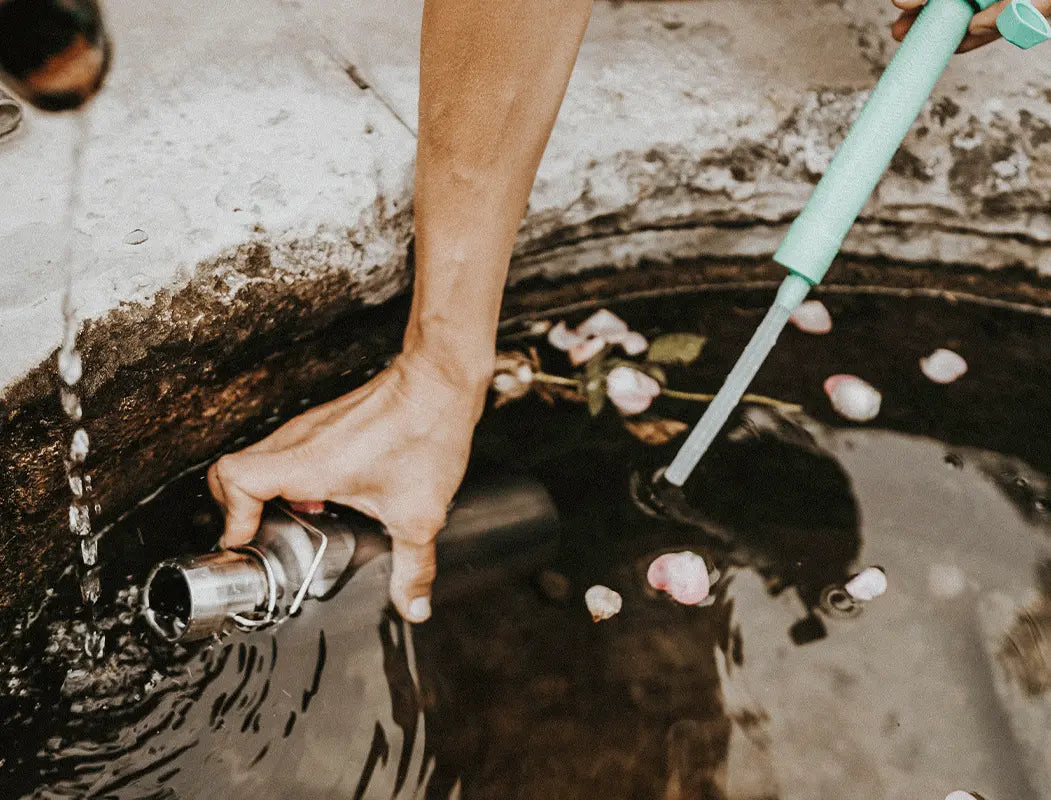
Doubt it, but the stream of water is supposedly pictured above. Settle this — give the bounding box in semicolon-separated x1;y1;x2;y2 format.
58;114;105;659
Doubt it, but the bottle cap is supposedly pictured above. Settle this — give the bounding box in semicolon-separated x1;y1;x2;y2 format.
997;0;1051;49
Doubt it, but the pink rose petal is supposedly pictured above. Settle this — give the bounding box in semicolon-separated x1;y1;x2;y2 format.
789;300;833;334
577;309;629;339
606;366;661;416
607;330;649;356
547;321;586;352
647;551;711;605
920;348;967;384
290;501;326;514
823;374;881;422
569;336;607;366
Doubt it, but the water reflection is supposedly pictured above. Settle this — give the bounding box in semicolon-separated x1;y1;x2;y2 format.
11;556;433;800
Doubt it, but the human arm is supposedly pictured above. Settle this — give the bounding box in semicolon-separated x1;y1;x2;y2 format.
207;0;594;622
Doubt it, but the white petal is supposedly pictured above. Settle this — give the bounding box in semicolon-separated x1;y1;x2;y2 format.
944;793;980;800
824;375;881;422
577;309;629;338
606;366;660;397
607;330;649;355
547;321;586;351
920;348;967;384
647;551;711;605
789;300;833;334
584;585;623;621
569;336;607;366
845;567;887;601
606;366;661;415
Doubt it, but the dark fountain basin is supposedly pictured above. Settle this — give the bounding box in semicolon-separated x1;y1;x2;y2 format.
1;259;1050;800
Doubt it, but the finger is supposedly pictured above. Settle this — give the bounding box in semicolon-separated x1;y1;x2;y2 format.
207;461;228;508
218;480;267;549
970;0;1010;35
891;9;922;41
957;28;1004;51
389;537;438;623
209;451;309;547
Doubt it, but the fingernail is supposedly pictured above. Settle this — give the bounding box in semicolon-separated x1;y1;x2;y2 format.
408;596;432;623
218;536;228;549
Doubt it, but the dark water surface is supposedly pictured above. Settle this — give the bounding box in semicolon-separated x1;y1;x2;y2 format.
2;287;1050;799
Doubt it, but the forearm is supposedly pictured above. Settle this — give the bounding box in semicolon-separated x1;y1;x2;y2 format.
404;0;593;392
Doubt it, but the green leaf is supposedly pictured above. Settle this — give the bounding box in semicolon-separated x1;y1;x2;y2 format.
647;333;707;365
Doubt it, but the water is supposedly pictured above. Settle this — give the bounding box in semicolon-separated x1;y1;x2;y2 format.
57;115;105;658
1;287;1050;798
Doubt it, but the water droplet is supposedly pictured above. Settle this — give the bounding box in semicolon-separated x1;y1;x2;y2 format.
80;536;98;566
68;503;91;537
60;387;82;421
80;570;101;605
70;428;90;463
84;629;105;659
58;349;83;387
124;228;148;245
944;452;963;469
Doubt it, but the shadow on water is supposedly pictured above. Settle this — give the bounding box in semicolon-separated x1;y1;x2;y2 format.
1;286;1050;799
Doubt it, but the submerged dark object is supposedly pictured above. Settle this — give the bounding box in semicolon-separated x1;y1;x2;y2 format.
144;474;560;642
0;0;110;110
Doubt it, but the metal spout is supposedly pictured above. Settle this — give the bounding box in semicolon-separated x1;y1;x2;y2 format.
144;550;272;642
0;0;111;111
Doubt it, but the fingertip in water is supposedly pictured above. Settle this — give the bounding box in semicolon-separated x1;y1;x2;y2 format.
407;596;432;623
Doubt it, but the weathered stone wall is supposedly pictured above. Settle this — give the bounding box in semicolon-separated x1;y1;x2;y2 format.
1;0;1050;608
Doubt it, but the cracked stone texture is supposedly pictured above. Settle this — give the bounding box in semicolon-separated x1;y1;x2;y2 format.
1;0;1050;607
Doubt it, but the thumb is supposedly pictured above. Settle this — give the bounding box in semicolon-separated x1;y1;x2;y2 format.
389;536;438;623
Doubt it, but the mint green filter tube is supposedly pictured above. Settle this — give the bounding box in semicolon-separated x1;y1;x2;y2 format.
773;0;975;284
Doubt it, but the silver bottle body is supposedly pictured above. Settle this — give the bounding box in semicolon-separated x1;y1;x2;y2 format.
143;475;558;642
